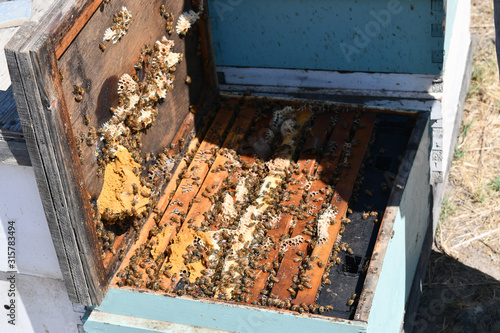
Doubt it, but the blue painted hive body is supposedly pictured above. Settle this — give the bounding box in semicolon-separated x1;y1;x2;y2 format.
208;0;445;74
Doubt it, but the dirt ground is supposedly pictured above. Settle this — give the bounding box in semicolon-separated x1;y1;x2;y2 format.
413;1;500;332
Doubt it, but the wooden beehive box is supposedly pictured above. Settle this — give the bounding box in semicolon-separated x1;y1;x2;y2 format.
6;0;433;332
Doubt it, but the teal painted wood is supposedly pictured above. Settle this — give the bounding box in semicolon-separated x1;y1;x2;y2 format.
367;119;431;332
207;0;444;74
87;288;367;333
85;310;226;333
85;321;159;333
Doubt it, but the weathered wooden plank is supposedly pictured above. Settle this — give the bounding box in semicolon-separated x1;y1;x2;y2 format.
5;5;108;302
5;26;90;303
292;112;376;306
90;287;368;333
33;36;106;302
53;0;105;59
271;111;355;301
57;0;210;199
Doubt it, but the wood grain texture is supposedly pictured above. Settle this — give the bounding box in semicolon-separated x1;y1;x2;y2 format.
6;0;215;305
6;24;93;304
53;0;105;59
57;0;211;199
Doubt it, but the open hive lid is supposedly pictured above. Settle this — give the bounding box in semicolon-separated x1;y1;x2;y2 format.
6;0;217;305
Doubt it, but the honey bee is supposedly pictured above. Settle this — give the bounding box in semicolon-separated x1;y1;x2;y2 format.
99;42;106;52
160;4;165;15
73;85;84;102
185;76;192;85
59;70;64;81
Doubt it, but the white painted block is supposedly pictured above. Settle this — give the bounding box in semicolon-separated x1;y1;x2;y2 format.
0;164;62;279
0;272;82;332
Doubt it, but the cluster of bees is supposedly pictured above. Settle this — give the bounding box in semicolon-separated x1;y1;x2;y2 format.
175;0;204;36
102;6;133;45
75;5;215;257
73;85;84;102
111;100;375;316
160;5;175;35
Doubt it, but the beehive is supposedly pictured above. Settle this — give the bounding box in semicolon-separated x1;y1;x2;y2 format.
6;0;436;332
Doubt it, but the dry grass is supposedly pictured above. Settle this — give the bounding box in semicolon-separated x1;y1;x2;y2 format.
404;2;500;331
436;0;500;280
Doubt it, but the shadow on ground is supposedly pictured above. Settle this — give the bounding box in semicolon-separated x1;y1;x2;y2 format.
411;250;500;333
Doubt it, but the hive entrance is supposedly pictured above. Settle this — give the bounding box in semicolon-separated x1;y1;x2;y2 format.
110;96;414;318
